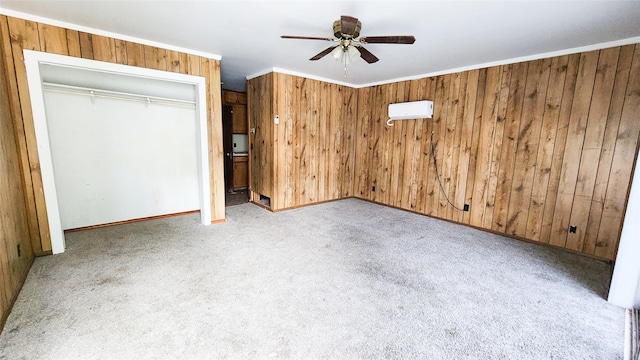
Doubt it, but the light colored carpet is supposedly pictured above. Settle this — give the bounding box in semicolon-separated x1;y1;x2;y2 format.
0;198;624;359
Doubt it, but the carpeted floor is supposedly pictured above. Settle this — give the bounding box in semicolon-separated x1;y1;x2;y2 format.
0;199;624;359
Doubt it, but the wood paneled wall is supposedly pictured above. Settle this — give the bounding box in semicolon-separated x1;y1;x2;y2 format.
354;44;640;260
272;73;357;209
248;73;357;210
249;73;274;200
0;15;225;256
0;33;34;332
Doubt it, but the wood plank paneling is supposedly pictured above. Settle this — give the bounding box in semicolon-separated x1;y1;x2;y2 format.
492;62;527;232
143;45;167;71
355;86;373;198
418;78;437;215
327;84;339;199
428;75;449;217
167;50;185;73
387;82;403;208
482;64;511;229
249;73;357;210
246;45;638;261
205;59;226;221
442;73;462;219
549;50;600;248
594;44;640;259
583;45;635;255
463;69;487;224
0;16;41;255
125;42;144;67
469;66;502;227
352;45;639;260
37;24;68;55
298;78;311;204
525;55;570;241
317;82;328;203
539;54;581;244
399;81;420;210
506;58;551;237
114;39;127;65
453;70;479;223
447;73;467;220
249;73;273;199
343;86;357;197
78;32;93;59
65;29;81;58
566;47;620;251
282;75;296;206
0;14;35;332
307;80;319;204
6;17;52;253
368;85;383;203
91;34;116;62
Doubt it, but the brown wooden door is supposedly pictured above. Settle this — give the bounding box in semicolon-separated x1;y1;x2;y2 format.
222;105;234;192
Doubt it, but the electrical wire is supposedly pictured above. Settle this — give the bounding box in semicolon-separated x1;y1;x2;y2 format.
430;129;466;212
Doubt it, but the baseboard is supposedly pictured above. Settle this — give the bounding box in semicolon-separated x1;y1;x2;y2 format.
64;210;201;232
269;196;356;212
626;308;640;360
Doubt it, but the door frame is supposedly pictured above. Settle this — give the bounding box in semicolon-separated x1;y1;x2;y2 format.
23;50;211;254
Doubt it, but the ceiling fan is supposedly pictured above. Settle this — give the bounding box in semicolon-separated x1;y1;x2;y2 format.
281;15;415;75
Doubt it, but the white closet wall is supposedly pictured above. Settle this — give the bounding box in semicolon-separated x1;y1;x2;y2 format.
609;147;640;308
44;90;199;230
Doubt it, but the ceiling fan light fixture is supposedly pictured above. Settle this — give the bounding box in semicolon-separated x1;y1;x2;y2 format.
347;45;360;60
282;15;413;75
331;46;343;61
282;15;414;67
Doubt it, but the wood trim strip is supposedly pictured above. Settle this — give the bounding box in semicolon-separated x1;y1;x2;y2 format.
64;210;201;232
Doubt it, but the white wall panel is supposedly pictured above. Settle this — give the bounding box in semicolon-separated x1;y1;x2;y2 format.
44;91;199;230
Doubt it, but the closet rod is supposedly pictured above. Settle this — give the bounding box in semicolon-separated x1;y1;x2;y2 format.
42;82;197;106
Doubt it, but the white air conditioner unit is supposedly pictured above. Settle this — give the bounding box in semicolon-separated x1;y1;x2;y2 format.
387;100;433;126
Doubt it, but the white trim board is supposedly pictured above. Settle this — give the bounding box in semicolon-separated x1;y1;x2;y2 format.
23;50;212;254
247;36;640;89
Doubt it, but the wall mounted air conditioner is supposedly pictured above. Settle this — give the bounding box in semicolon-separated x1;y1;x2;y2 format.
387;100;433;126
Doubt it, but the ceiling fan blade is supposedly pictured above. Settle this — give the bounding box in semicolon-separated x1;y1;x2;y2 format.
281;35;335;41
310;46;338;61
355;46;379;64
360;36;416;44
340;15;359;37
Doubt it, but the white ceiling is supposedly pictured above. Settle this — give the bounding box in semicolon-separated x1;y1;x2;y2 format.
2;1;640;92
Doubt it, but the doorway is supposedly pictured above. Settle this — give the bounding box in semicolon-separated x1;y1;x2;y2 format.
222;104;234;193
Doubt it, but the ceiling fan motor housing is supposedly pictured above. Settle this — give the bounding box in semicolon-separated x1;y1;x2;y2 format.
333;18;361;39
